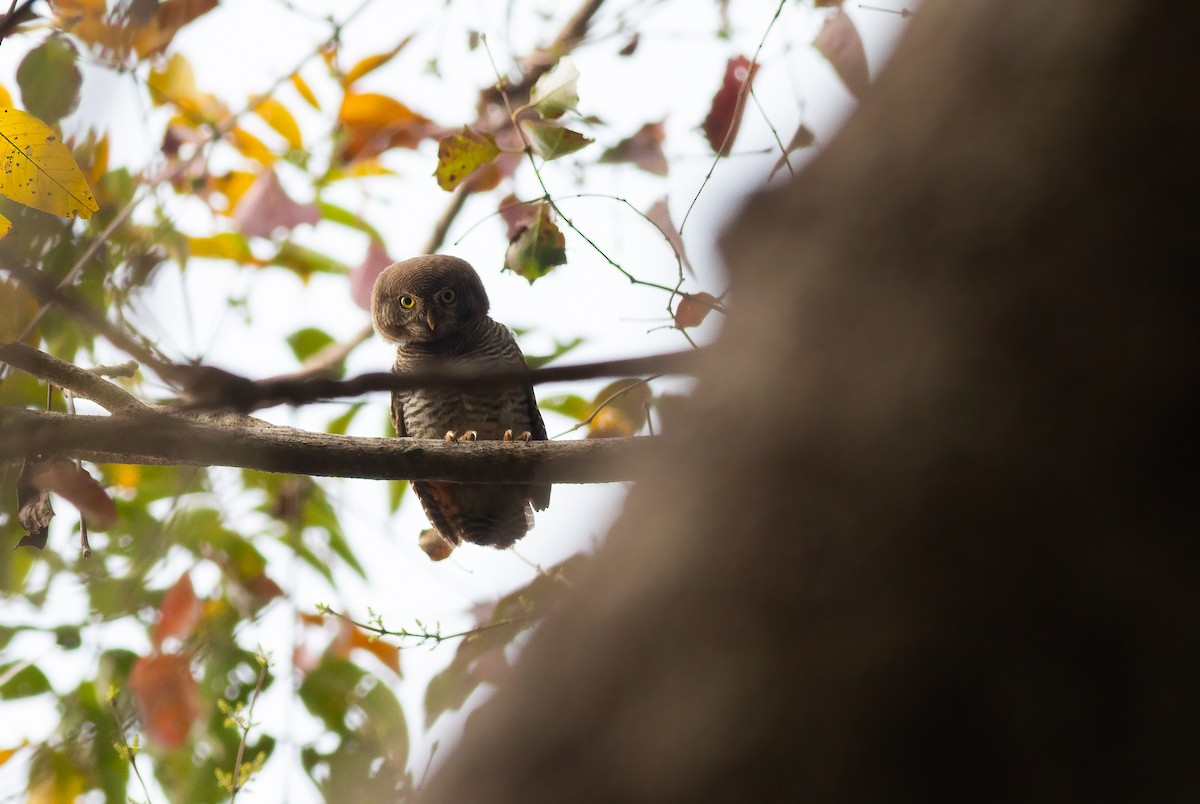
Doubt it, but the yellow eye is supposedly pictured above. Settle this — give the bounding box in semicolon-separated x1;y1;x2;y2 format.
399;295;415;309
438;288;456;304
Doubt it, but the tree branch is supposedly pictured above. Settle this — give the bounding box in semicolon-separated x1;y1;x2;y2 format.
0;410;652;483
176;348;705;412
0;343;147;413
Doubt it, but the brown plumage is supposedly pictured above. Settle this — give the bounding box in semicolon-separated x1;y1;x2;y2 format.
371;254;550;554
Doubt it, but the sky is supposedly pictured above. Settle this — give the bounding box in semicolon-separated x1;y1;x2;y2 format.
0;1;910;799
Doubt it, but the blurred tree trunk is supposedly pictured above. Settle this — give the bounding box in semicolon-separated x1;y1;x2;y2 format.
424;1;1200;801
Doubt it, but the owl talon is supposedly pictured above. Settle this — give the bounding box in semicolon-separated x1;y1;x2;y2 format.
443;430;457;442
461;430;478;442
503;429;513;441
517;431;532;442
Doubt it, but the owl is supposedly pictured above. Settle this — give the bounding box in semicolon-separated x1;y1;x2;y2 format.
371;254;551;554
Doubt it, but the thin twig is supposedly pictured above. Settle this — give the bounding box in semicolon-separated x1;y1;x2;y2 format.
321;606;539;648
109;695;154;804
0;343;147;413
229;656;269;802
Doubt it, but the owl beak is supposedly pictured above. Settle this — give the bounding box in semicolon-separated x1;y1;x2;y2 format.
425;311;437;332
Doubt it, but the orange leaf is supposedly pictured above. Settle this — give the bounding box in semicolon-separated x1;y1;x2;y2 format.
813;8;870;98
128;654;199;748
227;126;277;165
348;626;401;675
337;92;437;162
675;292;718;329
252;97;303;150
291;73;320;109
703;56;759;156
587;379;652;439
152;573;202;650
343;35;414;87
25;456;117;527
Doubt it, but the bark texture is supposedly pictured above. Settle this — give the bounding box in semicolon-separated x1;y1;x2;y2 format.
424;2;1200;801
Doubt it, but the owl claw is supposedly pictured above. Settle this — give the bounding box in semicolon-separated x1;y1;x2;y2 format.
503;429;513;441
461;430;478;442
517;431;532;442
443;430;457;442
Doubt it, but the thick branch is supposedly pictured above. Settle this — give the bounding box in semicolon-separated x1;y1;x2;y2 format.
0;410;651;483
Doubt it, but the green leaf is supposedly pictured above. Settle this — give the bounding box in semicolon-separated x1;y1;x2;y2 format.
315;199;384;242
17;36;82;123
525;336;584;369
504;201;566;283
271;241;350;279
387;479;408;513
0;661;52;698
326;402;364;435
538;393;592;421
298;658;365;734
287;326;336;363
529;56;580;119
519;119;593;160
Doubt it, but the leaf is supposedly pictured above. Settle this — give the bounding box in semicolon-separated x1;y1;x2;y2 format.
325;403;364;435
504;200;566;283
769;123;816;177
343;34;415;86
587;378;652;438
316;200;384;242
519;119;593;160
645;197;692;275
16;36;82;124
270;241;349;280
525;336;584;369
0;277;39;344
291;73;320;109
232;170;320;238
128;653;199;748
131;0;219;58
387;479;407;513
287;327;335;363
599;121;667;176
298;657;364;734
23;456;118;527
0;663;51;698
0;82;12;107
252;96;303;150
151;572;202;650
703;55;759;156
674;291;719;329
538;393;593;421
227;125;277;165
813;8;870;98
0;108;99;219
434;126;500;191
186;232;263;265
0;213;9;241
337;92;437;162
147;52;227;121
349;238;393;310
529;56;580;119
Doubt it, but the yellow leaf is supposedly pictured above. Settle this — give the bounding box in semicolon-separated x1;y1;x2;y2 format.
343;34;414;87
0;213;10;242
187;232;263;264
322;157;395;183
0;84;11;108
252;97;302;150
434;127;500;191
336;92;435;161
227;126;276;165
0;739;29;767
108;464;141;490
212;169;257;212
0;108;99;219
0;277;38;343
148;53;226;121
291;73;320;109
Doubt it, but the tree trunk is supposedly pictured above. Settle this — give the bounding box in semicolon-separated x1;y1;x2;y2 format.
424;1;1200;801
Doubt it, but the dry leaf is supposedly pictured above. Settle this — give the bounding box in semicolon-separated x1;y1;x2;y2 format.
645;197;692;275
599;121;667;176
813;9;870;98
703;56;759;156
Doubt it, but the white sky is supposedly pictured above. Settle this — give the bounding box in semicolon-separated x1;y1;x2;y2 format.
0;1;909;799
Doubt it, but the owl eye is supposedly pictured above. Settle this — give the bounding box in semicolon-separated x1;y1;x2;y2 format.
437;288;456;304
399;295;416;309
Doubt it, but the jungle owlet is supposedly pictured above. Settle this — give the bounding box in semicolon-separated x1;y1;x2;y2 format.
371;254;550;553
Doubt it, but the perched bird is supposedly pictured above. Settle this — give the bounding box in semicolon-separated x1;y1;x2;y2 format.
371;254;550;555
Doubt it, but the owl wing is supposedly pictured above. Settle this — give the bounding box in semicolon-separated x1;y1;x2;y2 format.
525;384;552;511
390;391;408;438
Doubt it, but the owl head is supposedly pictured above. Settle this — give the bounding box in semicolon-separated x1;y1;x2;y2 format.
372;254;491;343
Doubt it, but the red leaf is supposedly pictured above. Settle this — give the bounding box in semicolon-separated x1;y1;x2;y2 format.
128;654;200;748
350;238;394;311
675;292;718;329
232;170;320;239
813;9;870;98
599;121;667;176
703;56;759;156
152;573;202;650
25;457;117;527
645;197;692;275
